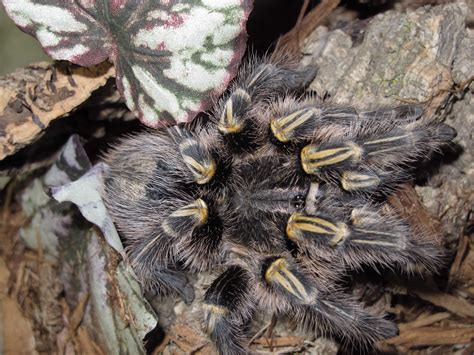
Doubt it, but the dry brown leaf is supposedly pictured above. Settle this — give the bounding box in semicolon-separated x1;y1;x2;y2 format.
387;326;474;347
413;289;474;318
458;239;474;287
0;258;37;354
69;293;89;332
76;326;106;355
0;61;115;160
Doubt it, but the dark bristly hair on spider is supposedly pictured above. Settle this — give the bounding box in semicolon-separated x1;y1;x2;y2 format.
102;52;455;354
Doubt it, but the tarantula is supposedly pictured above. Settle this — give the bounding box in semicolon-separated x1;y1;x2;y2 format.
103;55;455;354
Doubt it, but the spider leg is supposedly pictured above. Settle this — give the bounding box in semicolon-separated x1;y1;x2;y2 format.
293;290;398;350
259;256;397;347
265;98;455;193
287;202;442;273
167;126;218;185
124;233;195;303
300;122;454;193
214;57;316;151
268;98;425;144
203;266;255;355
162;197;224;271
142;267;195;304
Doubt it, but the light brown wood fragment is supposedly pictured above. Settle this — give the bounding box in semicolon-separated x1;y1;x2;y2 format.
398;312;451;331
76;326;106;355
449;233;470;287
168;322;209;353
386;326;474;347
69;293;89;332
0;258;37;354
413;289;474;318
0;61;115;160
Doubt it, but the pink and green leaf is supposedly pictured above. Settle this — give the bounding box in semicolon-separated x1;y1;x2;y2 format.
2;0;252;127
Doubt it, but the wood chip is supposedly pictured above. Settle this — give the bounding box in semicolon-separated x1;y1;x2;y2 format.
69;293;89;332
386;326;474;347
168;322;208;353
277;0;341;53
413;289;474;318
448;216;471;288
398;312;451;331
76;326;106;355
0;258;37;354
0;61;114;160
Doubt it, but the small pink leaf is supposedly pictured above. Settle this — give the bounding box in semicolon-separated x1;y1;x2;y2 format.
3;0;252;127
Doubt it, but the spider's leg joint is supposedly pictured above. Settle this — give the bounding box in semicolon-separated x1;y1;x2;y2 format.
179;139;216;184
218;88;251;134
264;257;312;303
270;107;321;143
301;143;363;174
286;213;348;247
162;199;208;236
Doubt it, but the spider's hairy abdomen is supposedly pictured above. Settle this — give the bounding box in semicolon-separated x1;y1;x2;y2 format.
103;55;455;354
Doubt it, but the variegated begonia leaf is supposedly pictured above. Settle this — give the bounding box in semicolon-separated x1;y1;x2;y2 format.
2;0;252;127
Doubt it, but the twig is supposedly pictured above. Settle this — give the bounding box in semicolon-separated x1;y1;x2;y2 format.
447;210;473;290
248;320;272;346
276;0;341;54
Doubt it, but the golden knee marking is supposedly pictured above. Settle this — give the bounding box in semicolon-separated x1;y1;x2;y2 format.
218;89;251;134
203;304;229;334
270;108;319;142
182;154;216;184
301;144;362;174
179;139;216;184
162;199;208;235
171;199;208;223
264;258;310;302
286;213;348;247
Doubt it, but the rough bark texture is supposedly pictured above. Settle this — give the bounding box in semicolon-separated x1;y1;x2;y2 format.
0;61;114;160
302;3;468;111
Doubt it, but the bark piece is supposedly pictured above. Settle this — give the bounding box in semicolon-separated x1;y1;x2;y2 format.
302;3;468;113
0;61;114;161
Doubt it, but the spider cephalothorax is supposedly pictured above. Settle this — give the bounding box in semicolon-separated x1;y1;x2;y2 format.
103;54;455;354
